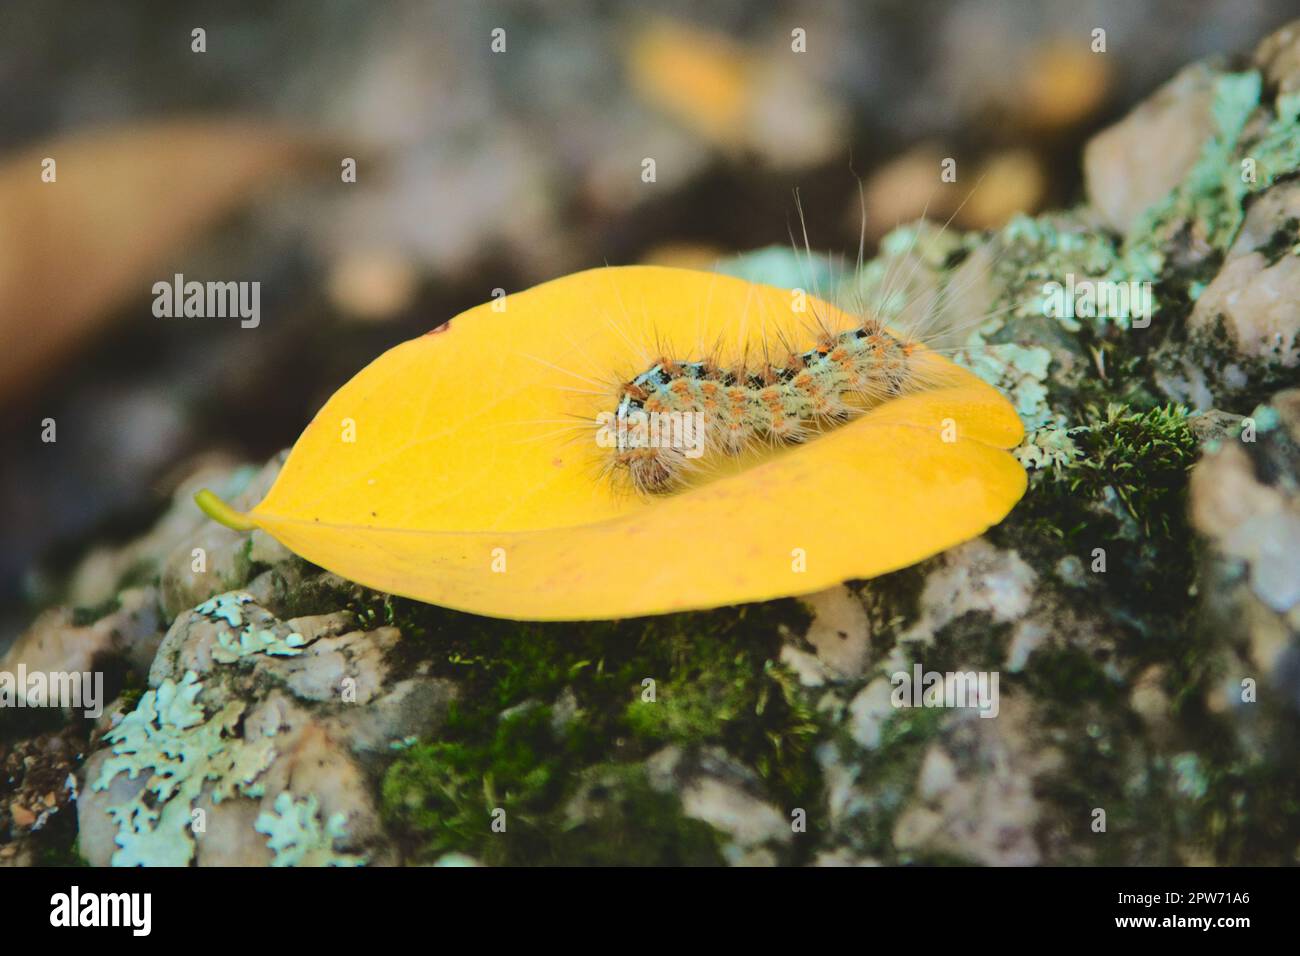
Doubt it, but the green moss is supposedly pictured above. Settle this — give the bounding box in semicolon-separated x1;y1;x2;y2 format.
923;617;1013;674
1020;648;1168;864
1013;403;1196;561
1009;403;1196;560
624;654;820;798
556;764;727;865
117;686;144;712
624;651;753;742
70;596;122;627
999;403;1200;654
383;717;727;865
833;706;946;862
36;836;89;867
1045;403;1198;540
1184;753;1300;865
376;597;822;864
382;705;562;864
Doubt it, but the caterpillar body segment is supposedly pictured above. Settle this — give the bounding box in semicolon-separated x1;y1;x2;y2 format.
609;316;927;495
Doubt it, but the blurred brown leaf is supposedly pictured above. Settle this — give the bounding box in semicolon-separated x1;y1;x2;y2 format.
0;119;324;402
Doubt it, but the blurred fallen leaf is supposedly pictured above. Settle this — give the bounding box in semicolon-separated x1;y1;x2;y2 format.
0;119;327;401
199;266;1026;621
327;248;420;322
1021;40;1111;131
859;144;963;240
626;18;846;167
627;20;751;147
639;241;727;270
957;149;1047;230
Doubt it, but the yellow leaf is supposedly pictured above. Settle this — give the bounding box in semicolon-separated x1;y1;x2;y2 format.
201;266;1026;620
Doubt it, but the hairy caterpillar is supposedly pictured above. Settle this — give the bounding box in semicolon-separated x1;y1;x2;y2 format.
604;312;931;494
531;191;1010;498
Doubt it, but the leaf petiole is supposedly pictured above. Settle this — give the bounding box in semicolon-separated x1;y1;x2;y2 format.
194;489;258;532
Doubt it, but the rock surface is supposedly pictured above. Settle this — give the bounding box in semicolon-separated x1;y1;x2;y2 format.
75;586;458;866
1084;62;1219;236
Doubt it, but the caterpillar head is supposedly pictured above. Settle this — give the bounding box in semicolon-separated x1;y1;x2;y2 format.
615;445;687;495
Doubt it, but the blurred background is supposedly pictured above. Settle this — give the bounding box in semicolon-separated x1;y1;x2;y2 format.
2;0;1296;647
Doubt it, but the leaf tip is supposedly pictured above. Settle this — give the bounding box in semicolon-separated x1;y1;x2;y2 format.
194;488;258;532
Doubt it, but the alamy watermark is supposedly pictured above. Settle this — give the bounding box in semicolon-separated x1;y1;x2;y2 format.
1043;273;1152;328
0;666;103;719
595;409;706;458
50;886;151;936
152;273;260;328
891;664;999;718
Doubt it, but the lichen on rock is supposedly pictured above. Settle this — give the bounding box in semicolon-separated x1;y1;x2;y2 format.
89;671;276;867
255;791;365;867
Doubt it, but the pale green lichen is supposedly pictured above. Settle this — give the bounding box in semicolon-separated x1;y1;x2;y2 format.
93;671;276;866
1129;71;1263;260
991;213;1155;332
716;244;832;292
1239;91;1300;198
197;590;309;663
195;591;253;628
213;626;307;664
254;792;366;867
1247;402;1282;434
433;851;481;867
1015;425;1083;471
703;222;1064;428
1127;70;1300;272
953;339;1055;426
